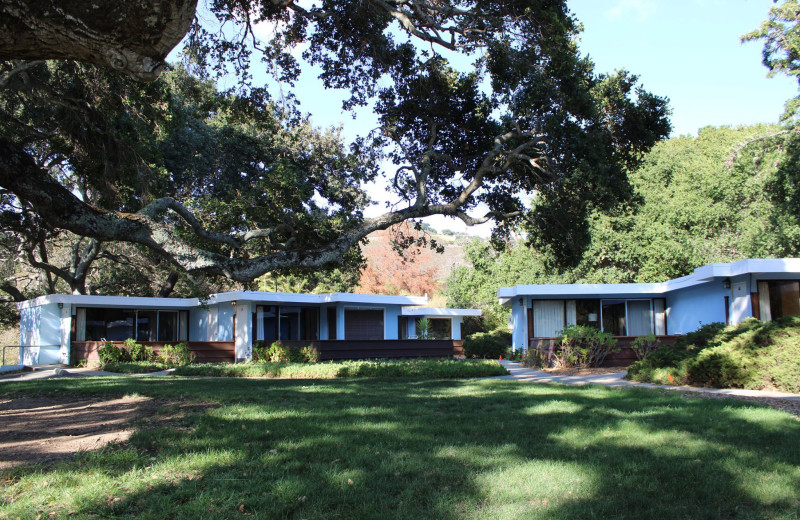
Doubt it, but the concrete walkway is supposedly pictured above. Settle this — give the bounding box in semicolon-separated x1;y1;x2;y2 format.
497;360;800;401
0;366;174;382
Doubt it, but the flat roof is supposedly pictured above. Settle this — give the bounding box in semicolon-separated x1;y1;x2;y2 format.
17;294;200;310
17;291;429;310
208;291;428;306
401;307;482;317
497;258;800;303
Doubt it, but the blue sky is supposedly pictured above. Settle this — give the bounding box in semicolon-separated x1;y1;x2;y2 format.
570;0;796;137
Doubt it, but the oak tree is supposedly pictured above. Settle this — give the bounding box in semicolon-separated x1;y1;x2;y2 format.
0;0;671;289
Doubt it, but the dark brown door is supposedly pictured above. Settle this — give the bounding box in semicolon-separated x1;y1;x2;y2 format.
344;310;384;340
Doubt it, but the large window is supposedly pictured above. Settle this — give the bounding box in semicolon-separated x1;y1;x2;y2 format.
82;308;186;342
758;280;800;321
601;300;653;336
575;300;601;327
529;298;660;338
602;300;627;336
532;300;565;338
85;309;134;341
425;318;452;340
258;306;319;341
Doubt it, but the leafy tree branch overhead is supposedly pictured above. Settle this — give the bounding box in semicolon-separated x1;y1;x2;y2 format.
0;0;671;288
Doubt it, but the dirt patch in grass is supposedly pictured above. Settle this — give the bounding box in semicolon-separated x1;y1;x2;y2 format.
541;367;627;376
0;396;154;470
0;396;217;470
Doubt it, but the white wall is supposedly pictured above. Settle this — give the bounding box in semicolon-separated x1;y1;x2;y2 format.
18;303;63;365
234;303;251;362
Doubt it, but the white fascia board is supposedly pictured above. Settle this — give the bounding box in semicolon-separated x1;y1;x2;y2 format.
326;293;428;306
401;307;482;317
209;291;322;305
208;291;428;307
497;258;800;301
497;282;668;300
17;294;199;310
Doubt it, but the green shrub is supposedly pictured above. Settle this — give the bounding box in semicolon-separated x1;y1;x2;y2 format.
628;318;800;392
158;342;195;366
98;342;128;364
300;345;320;363
463;330;511;359
686;350;750;388
521;348;547;368
267;342;291;363
630;334;661;361
555;325;619;368
252;341;319;364
252;341;269;362
174;358;508;378
99;361;171;373
123;338;154;362
628;322;727;382
416;318;430;339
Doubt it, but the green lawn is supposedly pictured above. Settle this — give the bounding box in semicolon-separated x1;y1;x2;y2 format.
2;377;799;519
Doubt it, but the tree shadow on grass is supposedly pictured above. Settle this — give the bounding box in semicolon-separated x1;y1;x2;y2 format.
1;377;800;519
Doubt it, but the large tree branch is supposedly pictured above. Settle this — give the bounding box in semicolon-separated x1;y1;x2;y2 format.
1;134;529;282
0;0;197;81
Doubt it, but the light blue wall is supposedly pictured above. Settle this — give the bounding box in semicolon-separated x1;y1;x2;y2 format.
217;305;235;341
384;305;400;340
19;306;37;345
189;308;209;341
511;303;525;351
666;281;729;335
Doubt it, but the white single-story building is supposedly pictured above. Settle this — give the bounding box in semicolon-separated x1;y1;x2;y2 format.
15;291;481;366
498;258;800;353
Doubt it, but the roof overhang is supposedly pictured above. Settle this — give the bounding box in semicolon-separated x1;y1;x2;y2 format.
17;294;199;310
496;258;800;305
210;291;428;306
401;307;482;317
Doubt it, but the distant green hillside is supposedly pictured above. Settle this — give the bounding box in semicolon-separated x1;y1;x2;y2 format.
627;317;800;393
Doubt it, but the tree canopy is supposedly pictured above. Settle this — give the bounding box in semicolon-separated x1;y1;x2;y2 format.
447;122;800;329
0;0;671;298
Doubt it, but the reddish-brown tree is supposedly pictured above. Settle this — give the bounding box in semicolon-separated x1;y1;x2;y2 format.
357;225;439;297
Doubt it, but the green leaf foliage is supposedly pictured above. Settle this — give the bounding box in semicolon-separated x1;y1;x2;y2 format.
448;124;800;332
463;330;512;359
627;318;800;393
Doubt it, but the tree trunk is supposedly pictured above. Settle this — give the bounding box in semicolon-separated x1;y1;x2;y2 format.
0;0;197;81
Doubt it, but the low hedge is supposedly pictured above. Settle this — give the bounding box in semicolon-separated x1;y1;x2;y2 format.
627;317;800;393
173;358;508;379
463;330;511;359
99;361;171;374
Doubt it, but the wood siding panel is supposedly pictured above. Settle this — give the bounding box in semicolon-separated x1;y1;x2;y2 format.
344;310;384;340
277;340;462;360
72;341;235;363
751;292;760;320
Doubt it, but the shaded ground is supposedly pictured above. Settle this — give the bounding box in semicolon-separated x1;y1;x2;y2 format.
675;391;800;419
1;377;799;519
0;396;216;469
0;396;154;469
541;367;623;376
